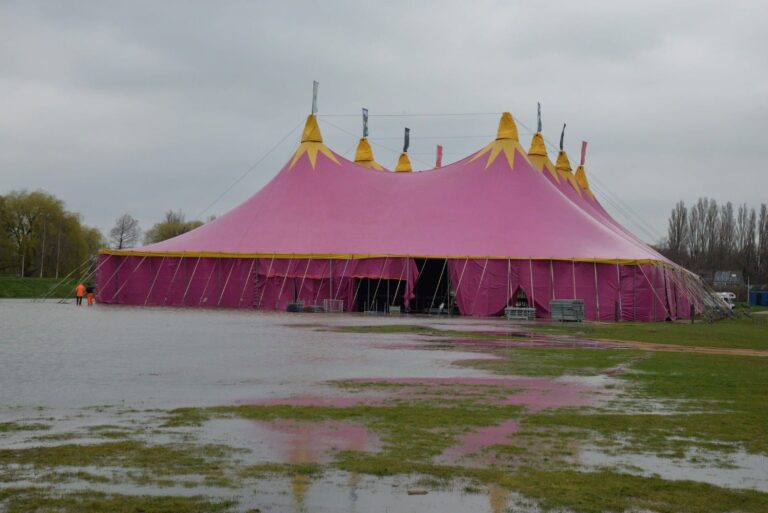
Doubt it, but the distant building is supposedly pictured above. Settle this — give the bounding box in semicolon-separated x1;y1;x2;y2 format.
713;271;744;288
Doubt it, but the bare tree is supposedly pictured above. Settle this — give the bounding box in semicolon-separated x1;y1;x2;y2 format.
687;198;708;267
717;202;735;269
759;204;768;283
666;201;688;264
736;204;757;278
109;214;140;250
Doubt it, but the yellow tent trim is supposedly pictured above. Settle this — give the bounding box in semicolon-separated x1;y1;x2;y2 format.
471;112;532;170
395;152;412;172
574;165;595;199
289;114;340;169
97;249;670;267
527;133;559;183
555;151;582;196
354;138;383;170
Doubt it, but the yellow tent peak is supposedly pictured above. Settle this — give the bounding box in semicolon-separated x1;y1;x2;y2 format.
527;132;547;157
496;112;519;141
395;152;412;172
354;138;383;170
575;165;594;198
555;150;572;173
289;114;338;169
300;114;323;143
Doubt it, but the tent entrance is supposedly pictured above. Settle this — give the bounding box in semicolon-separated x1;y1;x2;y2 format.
412;259;451;314
513;287;529;308
356;278;406;313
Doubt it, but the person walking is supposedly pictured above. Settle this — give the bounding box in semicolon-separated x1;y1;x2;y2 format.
86;284;95;306
75;282;86;306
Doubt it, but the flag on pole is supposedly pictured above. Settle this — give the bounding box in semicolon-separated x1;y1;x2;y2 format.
580;141;588;166
311;81;319;114
537;102;542;133
559;123;566;151
403;128;410;152
436;145;443;168
362;108;369;137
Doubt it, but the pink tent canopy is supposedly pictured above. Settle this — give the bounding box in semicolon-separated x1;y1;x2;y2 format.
97;112;704;320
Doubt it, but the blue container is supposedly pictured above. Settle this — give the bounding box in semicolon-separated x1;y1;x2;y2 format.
749;291;768;306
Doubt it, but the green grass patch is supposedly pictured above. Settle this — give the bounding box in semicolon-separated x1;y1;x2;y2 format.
457;346;643;377
0;422;50;433
333;324;523;340
0;277;78;299
537;316;768;350
0;488;235;513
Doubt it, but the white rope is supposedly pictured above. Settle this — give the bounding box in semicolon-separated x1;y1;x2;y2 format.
181;256;202;305
572;260;577;299
239;258;257;307
296;258;312;302
529;259;536;308
429;258;448;312
275;258;292;308
471;258;489;313
333;258;350;300
616;262;623;320
370;257;389;309
217;258;238;307
550;260;555;300
256;256;275;309
163;256;184;305
198;258;216;306
144;256;166;306
638;264;671;320
390;260;407;307
593;262;600;320
99;255;131;294
112;255;148;300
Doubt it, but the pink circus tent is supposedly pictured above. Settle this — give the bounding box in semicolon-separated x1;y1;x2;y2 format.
97;111;705;320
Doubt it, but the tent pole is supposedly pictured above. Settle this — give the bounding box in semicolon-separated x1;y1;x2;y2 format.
217;258;237;307
529;259;536;309
371;257;388;312
198;259;216;306
275;258;292;309
572;260;577;299
429;258;447;313
632;265;637;320
507;258;511;307
297;258;312;302
391;260;406;308
163;256;184;305
453;257;470;313
145;256;166;306
334;258;350;300
181;256;202;306
471;258;489;314
615;262;623;320
593;262;600;321
256;256;275;309
550;259;555;301
238;257;257;308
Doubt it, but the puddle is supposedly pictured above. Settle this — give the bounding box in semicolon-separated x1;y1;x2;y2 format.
580;444;768;492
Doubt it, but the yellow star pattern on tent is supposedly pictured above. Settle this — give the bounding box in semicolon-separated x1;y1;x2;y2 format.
289;115;339;169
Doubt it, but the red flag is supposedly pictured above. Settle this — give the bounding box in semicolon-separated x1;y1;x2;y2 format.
580;141;588;166
436;145;443;168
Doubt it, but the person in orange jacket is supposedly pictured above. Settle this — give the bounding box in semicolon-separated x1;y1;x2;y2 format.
86;284;95;306
75;282;86;306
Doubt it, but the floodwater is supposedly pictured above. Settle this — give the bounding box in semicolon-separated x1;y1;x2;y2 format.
1;299;764;512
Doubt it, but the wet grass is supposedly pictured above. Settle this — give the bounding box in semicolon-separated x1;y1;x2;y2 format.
0;277;77;299
523;350;768;456
0;422;50;433
0;488;235;513
0;440;239;487
538;315;768;350
456;346;644;377
333;324;523;340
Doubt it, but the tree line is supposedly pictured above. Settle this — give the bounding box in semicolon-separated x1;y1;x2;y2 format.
660;198;768;285
1;189;207;278
0;190;103;278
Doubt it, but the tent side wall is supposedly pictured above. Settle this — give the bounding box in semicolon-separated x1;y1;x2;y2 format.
96;254;417;311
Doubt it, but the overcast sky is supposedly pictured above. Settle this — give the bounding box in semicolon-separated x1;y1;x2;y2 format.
2;1;766;244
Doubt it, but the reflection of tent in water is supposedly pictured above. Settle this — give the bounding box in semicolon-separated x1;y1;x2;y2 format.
97;105;710;320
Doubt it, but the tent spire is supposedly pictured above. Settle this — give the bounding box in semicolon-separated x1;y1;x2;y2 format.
574;140;594;198
470;112;530;170
395;127;412;172
555;140;581;196
289;82;339;169
527;105;558;181
354;108;384;170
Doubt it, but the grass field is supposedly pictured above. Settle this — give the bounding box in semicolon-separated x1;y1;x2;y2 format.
0;277;78;299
